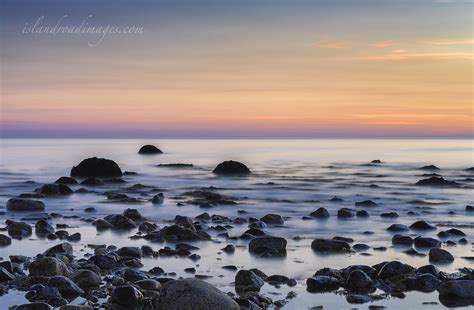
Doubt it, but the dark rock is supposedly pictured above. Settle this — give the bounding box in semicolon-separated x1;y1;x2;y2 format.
35;184;73;196
419;165;440;171
311;239;350;253
467;205;474;212
416;177;458;186
235;270;265;292
387;224;409;232
70;269;101;290
306;275;340;292
159;278;240;309
417;264;440;276
260;214;284;225
410;220;436;230
7;221;32;237
123;208;145;222
16;303;53;310
222;244;235;254
353;243;370;251
6;198;45;212
337;208;355;218
404;273;440;292
70;157;122;177
345;270;374;292
35;219;54;235
212;160;250;175
355;200;378;207
152;193;164;204
0;234;12;246
55;177;77;184
138;144;162;154
44;243;73;256
414;237;441;248
109;285;144;307
80;178;102;186
94;219;114;230
67;232;81;242
117;246;142;258
356;210;370;217
392;234;413;245
47;276;84;299
429;248;454;263
249;236;287;257
122;268;149;282
346;294;372;304
310;207;330;218
28;257;70;276
377;261;414;279
104;214;136;229
0;266;15;281
138;221;157;233
88;254;119;270
381;212;398;218
438;280;474;298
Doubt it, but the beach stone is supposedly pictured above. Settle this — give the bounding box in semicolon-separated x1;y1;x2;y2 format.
345;270;374;291
404;273;440;292
117;246;142;258
356;210;369;217
0;234;12;246
35;219;54;235
80;178;102;186
387;224;409;232
6;198;45;212
152;193;164;204
104;214;136;229
429;248;454;263
67;232;81;242
70;269;101;290
311;239;350;253
0;266;15;281
122;268;149;282
47;276;84;299
70;157;122;177
416;177;458;186
44;243;73;257
7;221;32;237
260;214;284;225
438;280;474;298
410;220;436;230
16;303;53;310
355;200;378;207
35;184;73;196
159;278;240;309
138;144;162;154
249;236;287;257
377;261;414;279
136;279;161;291
417;264;440;275
306;275;340;292
109;285;144;307
94;219;114;230
28;257;70;277
466;205;474;212
337;208;355;218
235;269;265;292
212;160;250;175
88;254;119;270
310;207;330;218
414;237;441;248
54;177;77;184
392;234;413;245
222;244;235;253
381;212;398;218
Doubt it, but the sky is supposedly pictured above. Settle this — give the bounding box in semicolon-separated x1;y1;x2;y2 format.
0;0;473;138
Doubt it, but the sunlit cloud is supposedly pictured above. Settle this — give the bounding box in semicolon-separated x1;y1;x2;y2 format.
422;38;474;45
366;51;473;61
369;40;397;48
311;40;351;49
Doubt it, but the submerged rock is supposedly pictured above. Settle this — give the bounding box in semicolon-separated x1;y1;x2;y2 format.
152;193;164;204
311;239;351;253
260;213;284;225
213;160;250;175
54;176;78;184
355;200;378;207
310;207;330;218
416;177;458;186
6;198;45;212
70;157;122;177
35;184;73;196
138;144;162;154
159;278;240;309
410;220;436;230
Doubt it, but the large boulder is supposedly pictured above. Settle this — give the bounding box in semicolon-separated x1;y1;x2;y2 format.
311;239;351;253
28;257;70;277
6;198;45;212
109;285;144;307
438;280;474;298
70;157;122;177
70;269;101;290
44;243;73;257
159;278;239;309
377;261;414;279
103;214;136;229
345;270;374;292
35;184;73;196
235;270;265;293
260;214;284;225
249;236;287;257
7;221;32;237
212;161;250;175
47;276;84;299
138;144;162;154
429;248;454;263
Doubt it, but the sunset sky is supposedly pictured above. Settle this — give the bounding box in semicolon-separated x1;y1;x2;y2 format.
1;0;473;138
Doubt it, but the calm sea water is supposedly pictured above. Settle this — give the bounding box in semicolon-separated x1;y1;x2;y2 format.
0;139;473;309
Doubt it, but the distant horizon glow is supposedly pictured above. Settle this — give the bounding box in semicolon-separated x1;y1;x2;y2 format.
1;0;473;138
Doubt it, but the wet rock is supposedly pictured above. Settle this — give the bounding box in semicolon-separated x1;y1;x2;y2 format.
438;228;465;237
222;244;235;254
0;266;15;281
47;276;84;299
44;243;73;257
212;160;250;175
410;220;436;230
88;254;119;270
159;278;240;309
306;275;340;292
466;205;474;212
117;246;142;258
417;264;439;275
310;207;330;218
122;208;145;222
337;208;355;218
138;221;157;233
0;234;12;246
381;212;398;218
122;268;149;282
429;248;454;263
346;294;372;304
94;219;114;230
136;279;161;291
25;285;62;303
356;210;370;217
7;221;32;237
70;157;122;177
392;234;413;245
54;177;78;185
70;269;101;290
67;232;81;242
414;237;441;248
28;257;70;276
249;236;287;257
35;219;54;235
6;198;45;212
353;243;370;251
419;165;440;170
345;270;374;292
235;269;265;292
103;214;136;229
260;214;284;225
35;184;73;196
80;178;102;186
438;280;474;299
152;193;164;204
138;144;162;154
157;224;211;241
387;224;409;232
355;200;378;207
377;261;414;279
108;285;144;307
16;303;53;310
404;273;440;292
416;177;458;186
311;239;350;253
